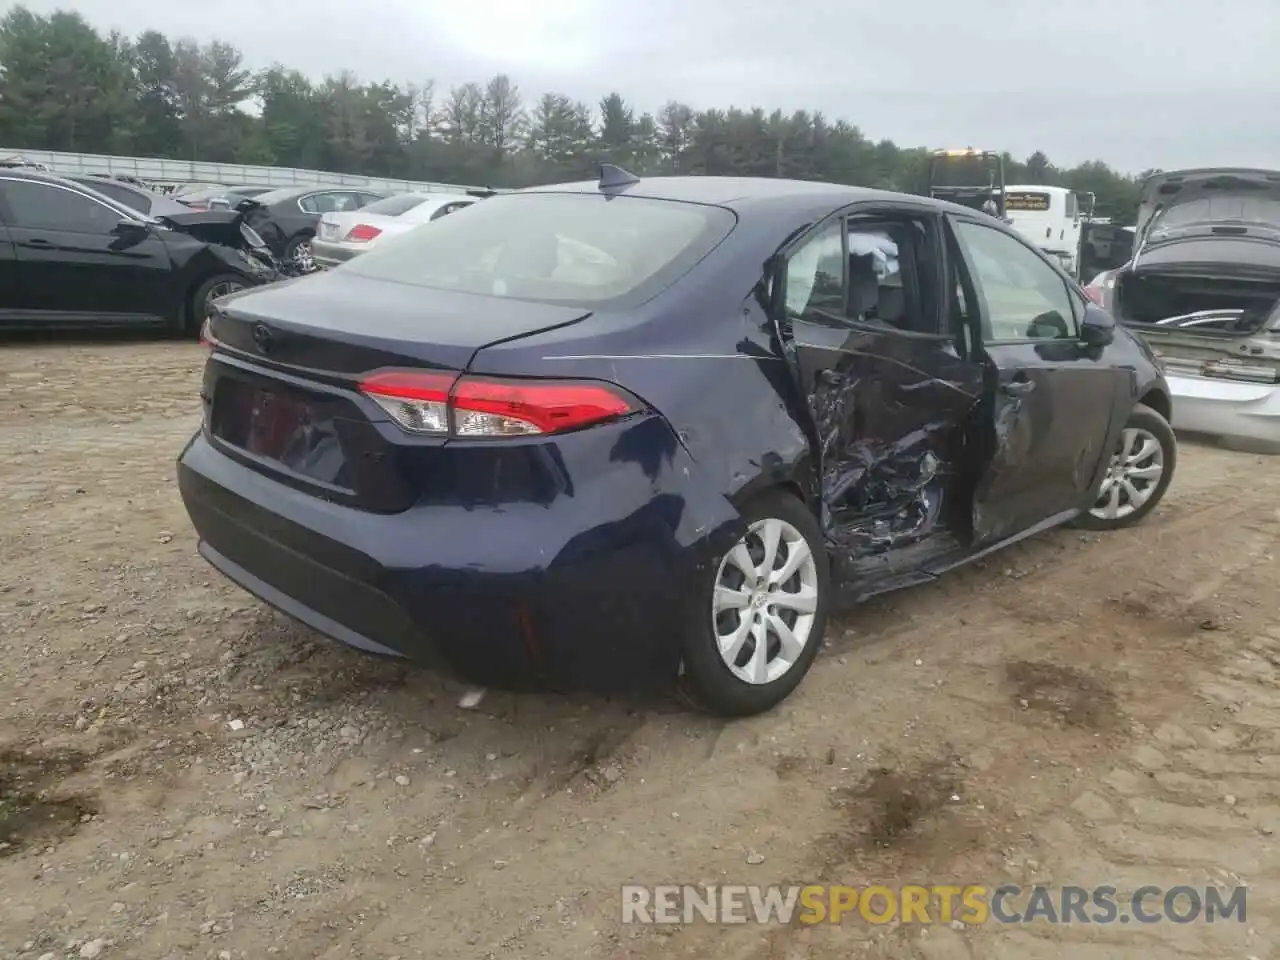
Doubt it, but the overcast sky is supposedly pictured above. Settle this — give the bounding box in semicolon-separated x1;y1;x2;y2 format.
13;0;1280;173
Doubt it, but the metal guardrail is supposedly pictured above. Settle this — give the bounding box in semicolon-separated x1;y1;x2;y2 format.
0;148;493;195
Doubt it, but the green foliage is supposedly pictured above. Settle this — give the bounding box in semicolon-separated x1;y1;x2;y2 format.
0;5;1145;223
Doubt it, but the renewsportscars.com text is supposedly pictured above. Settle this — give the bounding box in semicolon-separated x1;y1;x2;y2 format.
620;884;1247;926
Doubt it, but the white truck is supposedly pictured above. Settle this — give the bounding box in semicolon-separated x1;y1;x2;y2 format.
1003;185;1093;278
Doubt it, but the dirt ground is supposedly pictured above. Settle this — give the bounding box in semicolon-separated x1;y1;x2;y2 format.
1;339;1279;960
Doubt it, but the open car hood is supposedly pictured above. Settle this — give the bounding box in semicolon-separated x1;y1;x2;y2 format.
1135;168;1280;242
156;208;247;247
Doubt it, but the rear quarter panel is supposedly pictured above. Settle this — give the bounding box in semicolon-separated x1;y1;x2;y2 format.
467;221;820;550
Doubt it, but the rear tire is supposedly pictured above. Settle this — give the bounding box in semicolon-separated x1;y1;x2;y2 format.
1070;403;1176;531
677;490;829;717
187;273;247;336
284;234;313;270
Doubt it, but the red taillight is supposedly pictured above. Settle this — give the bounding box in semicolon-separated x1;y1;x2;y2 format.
1083;284;1104;305
345;223;382;242
358;370;636;438
199;317;215;348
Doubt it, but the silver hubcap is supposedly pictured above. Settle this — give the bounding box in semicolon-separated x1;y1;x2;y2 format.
712;518;819;685
1090;426;1165;521
293;241;313;268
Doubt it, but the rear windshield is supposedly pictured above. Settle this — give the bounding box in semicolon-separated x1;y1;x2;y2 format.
342;192;736;307
360;194;430;217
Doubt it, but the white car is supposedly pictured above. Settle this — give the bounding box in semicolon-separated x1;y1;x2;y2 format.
1085;169;1280;448
311;193;477;267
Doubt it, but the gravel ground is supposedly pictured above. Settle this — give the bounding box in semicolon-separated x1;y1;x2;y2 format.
1;338;1278;960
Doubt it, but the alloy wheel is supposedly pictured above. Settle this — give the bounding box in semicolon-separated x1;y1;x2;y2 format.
203;279;244;320
1089;426;1165;522
712;517;820;685
293;240;314;270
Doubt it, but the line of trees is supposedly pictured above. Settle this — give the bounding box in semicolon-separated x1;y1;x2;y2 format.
0;6;1153;222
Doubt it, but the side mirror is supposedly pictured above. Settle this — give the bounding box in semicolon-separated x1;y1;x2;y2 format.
1080;308;1116;347
115;218;151;237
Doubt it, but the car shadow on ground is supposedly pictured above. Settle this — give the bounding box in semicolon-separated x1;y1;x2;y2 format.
209;604;704;790
0;328;189;348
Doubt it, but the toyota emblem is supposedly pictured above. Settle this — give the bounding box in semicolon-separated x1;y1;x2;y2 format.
252;323;272;353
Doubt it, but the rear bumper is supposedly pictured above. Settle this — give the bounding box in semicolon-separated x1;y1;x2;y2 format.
1166;373;1280;444
310;240;361;268
176;422;734;692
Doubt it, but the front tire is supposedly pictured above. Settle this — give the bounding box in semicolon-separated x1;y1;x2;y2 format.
678;490;830;716
188;274;247;336
1071;402;1176;531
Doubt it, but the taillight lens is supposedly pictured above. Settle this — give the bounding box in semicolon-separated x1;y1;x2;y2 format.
1083;270;1116;305
359;370;453;434
358;370;636;438
199;317;215;348
345;223;382;242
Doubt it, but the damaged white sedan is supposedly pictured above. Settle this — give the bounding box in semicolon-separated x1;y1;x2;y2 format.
1086;168;1280;447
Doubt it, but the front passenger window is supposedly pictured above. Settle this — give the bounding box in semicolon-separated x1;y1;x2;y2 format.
955;220;1078;342
2;181;122;234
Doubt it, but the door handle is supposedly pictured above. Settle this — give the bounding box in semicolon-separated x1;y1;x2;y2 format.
25;238;54;248
1001;379;1035;397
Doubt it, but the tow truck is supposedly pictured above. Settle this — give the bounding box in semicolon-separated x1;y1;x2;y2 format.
926;148;1008;220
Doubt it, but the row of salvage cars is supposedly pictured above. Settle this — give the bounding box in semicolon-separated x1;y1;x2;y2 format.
0;170;484;333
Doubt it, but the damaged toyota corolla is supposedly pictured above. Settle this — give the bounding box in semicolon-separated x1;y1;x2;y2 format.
1086;168;1280;446
177;167;1176;717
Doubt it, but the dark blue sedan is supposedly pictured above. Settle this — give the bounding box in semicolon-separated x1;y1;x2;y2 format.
177;166;1176;716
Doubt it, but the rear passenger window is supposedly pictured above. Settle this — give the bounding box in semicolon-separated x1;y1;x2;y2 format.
783;221;844;320
782;216;942;336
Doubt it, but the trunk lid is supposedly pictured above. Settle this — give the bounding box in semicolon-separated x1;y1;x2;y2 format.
156;208;248;248
1135;168;1280;244
208;269;590;374
202;270;592;512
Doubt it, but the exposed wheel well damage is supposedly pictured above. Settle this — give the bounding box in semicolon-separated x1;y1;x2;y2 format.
776;479;809;509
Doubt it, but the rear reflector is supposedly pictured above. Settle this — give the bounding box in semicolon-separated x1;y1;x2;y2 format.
358;370;636;437
345;223;382;242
